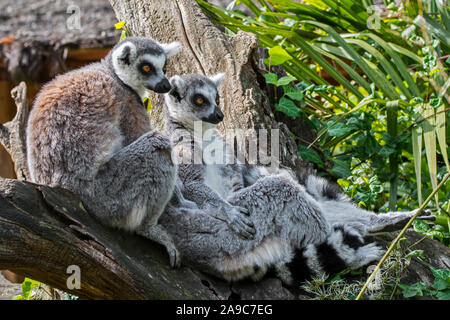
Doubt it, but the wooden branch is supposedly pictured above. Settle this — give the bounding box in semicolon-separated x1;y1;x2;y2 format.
0;82;30;181
0;176;448;299
0;178;217;299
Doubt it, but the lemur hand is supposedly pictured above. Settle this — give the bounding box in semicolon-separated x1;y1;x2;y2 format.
227;206;255;240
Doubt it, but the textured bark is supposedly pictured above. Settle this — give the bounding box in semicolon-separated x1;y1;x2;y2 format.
0;82;30;181
0;0;448;300
0;178;216;299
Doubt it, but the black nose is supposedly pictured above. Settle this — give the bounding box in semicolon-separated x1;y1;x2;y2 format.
215;109;224;122
154;79;171;93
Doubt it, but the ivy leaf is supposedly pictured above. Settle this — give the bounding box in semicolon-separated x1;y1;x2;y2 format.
379;145;396;158
435;289;450;300
398;282;428;298
277;76;296;86
330;159;351;178
413;219;431;233
298;145;323;166
267;46;292;65
264;73;279;86
274;97;301;117
328;123;354;137
283;85;304;101
430;267;450;291
405;250;427;262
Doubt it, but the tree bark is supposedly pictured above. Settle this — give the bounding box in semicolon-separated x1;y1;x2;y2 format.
0;0;448;300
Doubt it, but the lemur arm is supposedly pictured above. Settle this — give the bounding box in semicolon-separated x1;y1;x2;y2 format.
178;163;255;240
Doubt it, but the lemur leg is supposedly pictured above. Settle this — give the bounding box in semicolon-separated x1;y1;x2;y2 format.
136;220;180;268
321;200;433;235
227;174;331;247
363;209;433;234
81;130;177;232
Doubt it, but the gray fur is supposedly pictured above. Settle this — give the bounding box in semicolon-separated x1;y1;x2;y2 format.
26;37;183;267
158;73;426;283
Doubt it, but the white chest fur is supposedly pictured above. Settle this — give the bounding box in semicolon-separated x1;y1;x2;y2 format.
201;129;234;199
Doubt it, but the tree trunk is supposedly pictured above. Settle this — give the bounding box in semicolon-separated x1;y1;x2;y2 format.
0;0;448;300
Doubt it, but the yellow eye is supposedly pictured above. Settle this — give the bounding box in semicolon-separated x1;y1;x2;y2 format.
216;98;220;104
142;65;151;72
196;98;204;104
163;65;167;73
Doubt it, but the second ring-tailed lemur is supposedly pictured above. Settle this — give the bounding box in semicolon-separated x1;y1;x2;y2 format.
27;37;183;267
159;73;430;283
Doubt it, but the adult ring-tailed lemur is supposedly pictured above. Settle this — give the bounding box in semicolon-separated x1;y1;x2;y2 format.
26;37;185;267
157;73;431;284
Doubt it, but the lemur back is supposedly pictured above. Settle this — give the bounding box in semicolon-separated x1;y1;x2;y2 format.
26;37;183;267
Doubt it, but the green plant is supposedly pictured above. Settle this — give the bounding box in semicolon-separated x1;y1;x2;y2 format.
198;0;449;219
13;278;41;300
398;266;450;299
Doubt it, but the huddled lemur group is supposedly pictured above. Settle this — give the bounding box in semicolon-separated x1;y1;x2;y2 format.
27;37;426;285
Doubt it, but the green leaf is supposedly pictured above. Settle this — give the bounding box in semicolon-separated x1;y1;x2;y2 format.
274;97;301;117
120;30;127;41
330;159;351;178
277;75;297;86
430;267;450;282
422;104;438;207
298;145;323;166
435;289;450;300
21;278;40;300
267;45;292;65
264;73;279;85
405;250;427;261
399;282;428;298
283;86;304;101
412;125;423;205
327;122;354;137
413;219;431;233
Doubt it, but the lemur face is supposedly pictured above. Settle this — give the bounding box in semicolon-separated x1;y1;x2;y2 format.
165;73;226;126
111;37;182;97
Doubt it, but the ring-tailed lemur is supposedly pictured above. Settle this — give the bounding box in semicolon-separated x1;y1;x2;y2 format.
26;37;183;267
158;73;430;283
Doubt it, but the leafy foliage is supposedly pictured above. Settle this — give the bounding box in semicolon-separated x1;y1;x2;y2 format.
13;278;40;300
198;0;449;221
398;266;450;299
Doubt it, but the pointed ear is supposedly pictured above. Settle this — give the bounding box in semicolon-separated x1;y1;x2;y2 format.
114;42;137;65
113;42;137;66
169;75;186;100
160;41;183;57
209;73;226;87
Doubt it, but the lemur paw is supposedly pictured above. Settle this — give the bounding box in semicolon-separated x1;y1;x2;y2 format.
167;244;181;268
228;208;256;240
355;243;384;267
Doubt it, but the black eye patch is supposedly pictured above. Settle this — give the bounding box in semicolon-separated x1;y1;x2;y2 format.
137;62;156;76
192;94;208;107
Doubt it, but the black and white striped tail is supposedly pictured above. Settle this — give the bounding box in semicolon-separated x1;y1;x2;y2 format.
274;224;384;286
